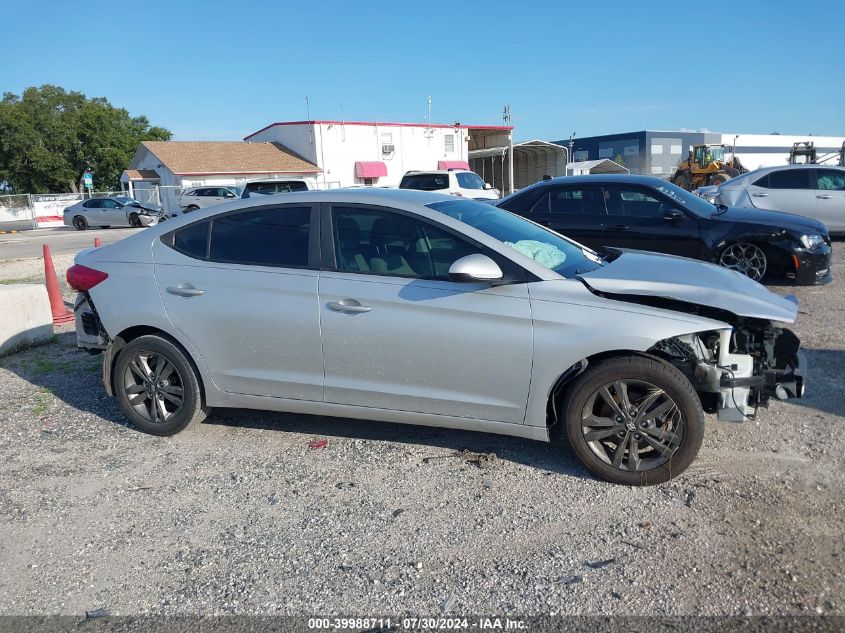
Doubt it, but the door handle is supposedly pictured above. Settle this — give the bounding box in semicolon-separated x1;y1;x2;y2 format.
606;224;629;231
327;299;372;314
166;285;204;297
816;194;834;199
752;192;769;197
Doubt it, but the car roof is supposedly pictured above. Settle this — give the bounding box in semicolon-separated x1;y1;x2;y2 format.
403;170;467;175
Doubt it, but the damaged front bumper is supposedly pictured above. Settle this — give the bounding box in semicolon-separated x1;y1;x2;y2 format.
654;324;806;423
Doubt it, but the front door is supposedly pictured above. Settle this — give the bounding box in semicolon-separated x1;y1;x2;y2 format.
101;198;126;225
812;168;845;232
319;204;533;424
153;203;324;400
600;184;703;257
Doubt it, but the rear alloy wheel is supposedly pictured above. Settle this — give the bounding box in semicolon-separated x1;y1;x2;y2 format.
561;355;704;485
128;213;142;228
719;242;767;282
72;215;88;231
114;335;209;435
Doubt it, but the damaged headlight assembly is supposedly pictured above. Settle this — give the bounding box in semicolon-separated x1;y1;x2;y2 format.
799;234;825;250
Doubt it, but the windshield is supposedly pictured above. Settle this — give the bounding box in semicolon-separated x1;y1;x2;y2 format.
652;181;719;216
427;199;602;277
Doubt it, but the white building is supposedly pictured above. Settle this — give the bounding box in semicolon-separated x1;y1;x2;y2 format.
244;120;515;189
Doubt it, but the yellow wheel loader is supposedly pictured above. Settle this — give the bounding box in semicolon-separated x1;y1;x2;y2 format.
671;144;748;191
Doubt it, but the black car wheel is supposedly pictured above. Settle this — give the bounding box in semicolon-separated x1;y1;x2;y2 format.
128;213;142;228
72;215;88;231
114;334;209;436
719;242;767;282
560;355;705;485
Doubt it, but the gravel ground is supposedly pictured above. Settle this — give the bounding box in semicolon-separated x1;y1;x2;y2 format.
0;253;76;301
0;247;842;619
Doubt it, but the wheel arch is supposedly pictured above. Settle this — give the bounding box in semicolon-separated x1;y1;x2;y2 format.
105;325;207;406
545;349;665;439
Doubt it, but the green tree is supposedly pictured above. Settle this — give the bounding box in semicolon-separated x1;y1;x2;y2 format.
613;154;625;166
0;85;170;193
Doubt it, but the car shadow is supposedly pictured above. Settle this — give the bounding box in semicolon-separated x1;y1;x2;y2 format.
2;332;590;480
204;407;589;478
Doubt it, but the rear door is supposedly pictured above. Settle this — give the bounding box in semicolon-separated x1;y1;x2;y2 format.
747;169;815;217
601;184;703;257
318;203;533;423
811;168;845;232
525;185;607;249
153;203;324;400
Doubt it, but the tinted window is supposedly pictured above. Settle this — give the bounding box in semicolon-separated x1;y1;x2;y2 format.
455;172;485;190
815;169;845;191
208;206;311;267
173;221;210;258
82;200;100;208
242;181;308;197
497;186;548;214
332;207;480;279
752;175;770;188
399;174;449;191
768;169;810;190
604;186;673;218
102;199;120;208
548;186;605;215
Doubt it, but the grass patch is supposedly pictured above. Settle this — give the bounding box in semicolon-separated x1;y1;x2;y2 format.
0;277;35;285
32;387;51;417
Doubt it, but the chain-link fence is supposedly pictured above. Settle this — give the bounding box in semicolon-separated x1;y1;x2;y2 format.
0;194;36;231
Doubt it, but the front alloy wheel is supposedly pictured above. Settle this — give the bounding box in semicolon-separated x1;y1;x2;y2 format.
719;242;767;281
561;355;705;485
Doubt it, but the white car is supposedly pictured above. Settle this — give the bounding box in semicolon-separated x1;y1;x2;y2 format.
399;170;500;200
695;164;845;235
241;179;311;198
179;187;238;213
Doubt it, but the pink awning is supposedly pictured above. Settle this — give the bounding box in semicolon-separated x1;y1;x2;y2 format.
437;160;471;170
355;161;388;178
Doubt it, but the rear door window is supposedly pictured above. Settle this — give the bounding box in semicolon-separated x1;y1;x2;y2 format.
173;221;210;258
208;206;311;267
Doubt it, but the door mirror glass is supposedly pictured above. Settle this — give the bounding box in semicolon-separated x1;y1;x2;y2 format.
448;254;503;282
483;183;493;190
664;208;684;221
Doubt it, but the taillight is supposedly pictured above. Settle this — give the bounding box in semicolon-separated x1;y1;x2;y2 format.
67;264;108;291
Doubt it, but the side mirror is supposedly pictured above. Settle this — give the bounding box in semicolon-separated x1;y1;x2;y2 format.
226;192;235;198
484;183;493;190
664;208;684;221
448;254;503;283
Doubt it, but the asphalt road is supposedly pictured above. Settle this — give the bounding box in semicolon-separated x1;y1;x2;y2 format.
0;226;138;259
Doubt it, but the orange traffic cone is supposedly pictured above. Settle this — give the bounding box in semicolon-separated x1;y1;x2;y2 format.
43;244;74;325
94;237;101;247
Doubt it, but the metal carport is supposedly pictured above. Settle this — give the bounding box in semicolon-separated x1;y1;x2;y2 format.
565;159;629;175
469;140;568;193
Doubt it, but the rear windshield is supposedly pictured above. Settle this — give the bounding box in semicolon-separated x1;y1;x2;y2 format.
242;181;308;197
400;174;449;191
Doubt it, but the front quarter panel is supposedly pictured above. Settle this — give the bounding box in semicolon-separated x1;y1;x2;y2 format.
525;279;730;427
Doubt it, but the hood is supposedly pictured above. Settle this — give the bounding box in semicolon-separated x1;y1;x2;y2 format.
577;250;798;323
712;206;826;235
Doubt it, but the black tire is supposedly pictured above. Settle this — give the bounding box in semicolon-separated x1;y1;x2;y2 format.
710;172;729;185
113;334;209;436
725;167;740;178
72;215;88;231
560;355;705;485
185;205;199;213
128;213;142;228
672;172;691;191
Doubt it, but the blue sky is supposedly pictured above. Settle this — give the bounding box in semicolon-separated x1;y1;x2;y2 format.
5;0;843;142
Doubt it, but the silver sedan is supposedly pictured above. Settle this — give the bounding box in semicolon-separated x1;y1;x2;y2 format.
67;189;806;485
63;196;164;230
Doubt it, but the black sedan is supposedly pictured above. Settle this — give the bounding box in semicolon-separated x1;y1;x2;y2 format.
494;175;832;285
